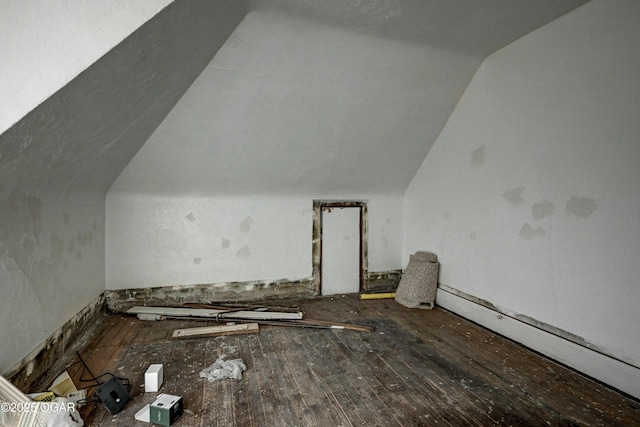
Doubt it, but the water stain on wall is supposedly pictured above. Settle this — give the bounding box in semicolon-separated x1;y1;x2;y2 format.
470;145;486;167
503;187;525;206
77;231;93;246
221;238;231;249
520;223;546;240
240;216;253;233
50;234;65;259
532;200;555;220
68;238;76;254
236;245;251;259
185;213;196;222
566;196;598;218
193;257;202;265
1;192;43;256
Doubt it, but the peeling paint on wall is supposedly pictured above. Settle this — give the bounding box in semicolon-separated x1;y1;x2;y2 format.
76;230;93;246
531;199;555;220
240;216;253;233
236;245;251;259
519;223;546;240
0;192;43;294
1;190;103;373
67;238;75;254
470;144;486;167
6;294;107;393
105;278;317;312
566;196;598;218
502;187;525;206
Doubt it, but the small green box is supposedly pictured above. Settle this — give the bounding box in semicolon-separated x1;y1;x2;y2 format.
150;394;183;426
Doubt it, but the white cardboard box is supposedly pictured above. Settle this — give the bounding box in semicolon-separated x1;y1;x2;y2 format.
144;364;163;392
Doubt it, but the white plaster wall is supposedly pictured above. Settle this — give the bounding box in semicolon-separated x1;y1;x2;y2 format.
1;0;246;375
405;0;640;371
106;193;402;289
0;193;104;374
0;0;173;134
105;10;445;290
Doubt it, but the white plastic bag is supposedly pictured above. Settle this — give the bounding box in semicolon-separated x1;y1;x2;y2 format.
199;356;246;381
44;398;84;427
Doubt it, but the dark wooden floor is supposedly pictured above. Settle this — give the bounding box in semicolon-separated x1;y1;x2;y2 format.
46;295;640;426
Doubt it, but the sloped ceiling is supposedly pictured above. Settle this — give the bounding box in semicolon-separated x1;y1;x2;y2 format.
111;0;589;196
251;0;589;56
0;0;249;200
1;0;590;200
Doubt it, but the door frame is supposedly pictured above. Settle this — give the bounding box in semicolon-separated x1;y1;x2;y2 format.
312;200;368;295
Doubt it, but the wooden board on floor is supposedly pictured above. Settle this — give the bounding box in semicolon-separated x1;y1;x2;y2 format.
172;323;259;339
127;305;303;320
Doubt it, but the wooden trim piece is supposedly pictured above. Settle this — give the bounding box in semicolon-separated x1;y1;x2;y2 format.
127;306;303;320
313;200;369;296
106;278;316;312
360;292;396;300
436;287;640;400
172;323;259;339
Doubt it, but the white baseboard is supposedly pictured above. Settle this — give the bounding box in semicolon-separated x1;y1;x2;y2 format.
436;287;640;400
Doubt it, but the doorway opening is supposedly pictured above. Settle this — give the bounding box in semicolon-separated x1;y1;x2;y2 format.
312;200;367;295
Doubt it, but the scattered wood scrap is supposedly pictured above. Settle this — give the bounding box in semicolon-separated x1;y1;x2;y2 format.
263;319;373;332
172;323;259;340
126;306;302;321
164;315;374;333
127;305;373;332
184;302;300;313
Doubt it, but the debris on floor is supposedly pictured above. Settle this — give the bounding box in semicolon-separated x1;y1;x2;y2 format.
172;322;260;339
144;364;163;392
127;303;374;332
137;313;164;321
149;393;183;426
127;305;303;321
360;292;396;300
395;251;439;309
199;356;247;381
49;370;77;398
0;375;85;426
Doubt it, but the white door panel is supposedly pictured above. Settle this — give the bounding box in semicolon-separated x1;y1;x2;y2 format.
321;207;360;295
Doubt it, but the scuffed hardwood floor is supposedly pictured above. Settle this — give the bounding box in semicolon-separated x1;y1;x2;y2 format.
46;295;640;426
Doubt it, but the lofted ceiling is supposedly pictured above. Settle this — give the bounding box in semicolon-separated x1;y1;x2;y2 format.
1;0;590;200
111;0;589;196
250;0;590;56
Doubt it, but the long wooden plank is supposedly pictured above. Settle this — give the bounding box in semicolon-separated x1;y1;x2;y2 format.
171;323;259;339
126;305;302;320
160;315;373;332
185;302;300;313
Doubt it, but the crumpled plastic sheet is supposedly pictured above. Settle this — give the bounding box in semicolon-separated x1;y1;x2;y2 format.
199;355;247;381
